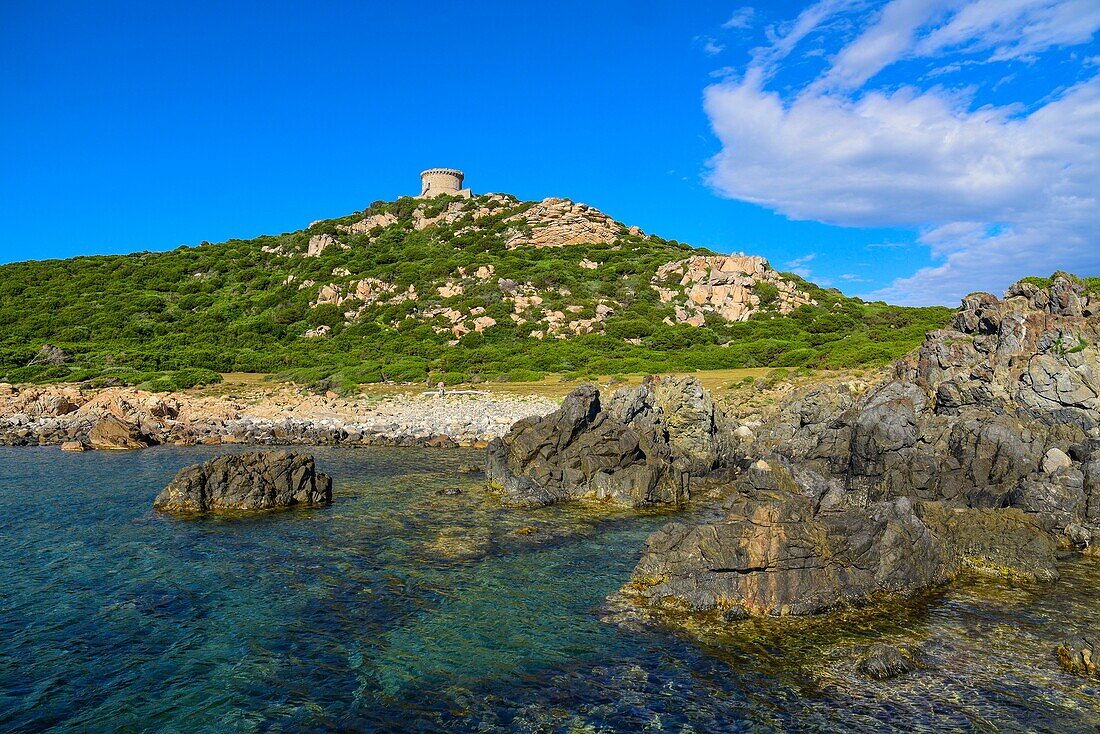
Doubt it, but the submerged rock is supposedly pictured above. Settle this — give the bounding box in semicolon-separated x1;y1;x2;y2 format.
153;450;332;513
857;644;924;680
1056;636;1099;678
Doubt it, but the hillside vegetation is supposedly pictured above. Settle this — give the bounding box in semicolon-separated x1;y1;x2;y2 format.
0;192;953;391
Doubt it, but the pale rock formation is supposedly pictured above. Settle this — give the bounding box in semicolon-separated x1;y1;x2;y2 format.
306;234;338;257
314;284;342;306
438;281;464;298
312;278;397;308
473;316;497;333
653;254;815;326
302;325;332;339
337;212;397;235
504;198;624;248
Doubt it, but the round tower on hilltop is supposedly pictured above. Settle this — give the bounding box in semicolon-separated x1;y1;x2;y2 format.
418;168;472;199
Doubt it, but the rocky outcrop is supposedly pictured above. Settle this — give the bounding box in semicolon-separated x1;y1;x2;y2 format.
337;211;397;235
305;233;339;257
88;413;156;450
486;376;733;508
652;255;816;324
625;275;1098;620
503;198;626;248
752;274;1100;536
153;451;332;513
626;462;1058;617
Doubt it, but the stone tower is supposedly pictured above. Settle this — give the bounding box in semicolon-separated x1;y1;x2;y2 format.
418;168;472;199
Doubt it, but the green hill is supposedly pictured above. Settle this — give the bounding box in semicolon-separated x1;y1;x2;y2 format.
0;192;952;391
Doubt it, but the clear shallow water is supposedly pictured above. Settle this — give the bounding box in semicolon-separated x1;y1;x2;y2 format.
0;446;1098;733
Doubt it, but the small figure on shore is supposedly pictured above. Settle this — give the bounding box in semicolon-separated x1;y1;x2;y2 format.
437;381;446;396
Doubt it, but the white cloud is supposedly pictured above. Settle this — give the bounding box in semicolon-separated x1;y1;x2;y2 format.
703;38;726;55
704;0;1100;305
707;78;1099;227
916;0;1100;61
785;253;818;278
751;0;865;81
811;0;955;91
723;7;756;30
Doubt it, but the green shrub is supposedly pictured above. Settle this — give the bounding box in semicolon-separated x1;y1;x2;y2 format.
754;282;779;306
166;368;223;390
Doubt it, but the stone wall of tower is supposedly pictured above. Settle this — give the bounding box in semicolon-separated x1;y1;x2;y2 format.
418;168;472;198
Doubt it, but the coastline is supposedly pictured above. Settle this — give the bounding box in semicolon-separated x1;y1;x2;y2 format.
0;380;559;449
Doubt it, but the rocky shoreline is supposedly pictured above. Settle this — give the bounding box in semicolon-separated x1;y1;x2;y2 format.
478;273;1100;671
0;383;558;450
615;274;1100;633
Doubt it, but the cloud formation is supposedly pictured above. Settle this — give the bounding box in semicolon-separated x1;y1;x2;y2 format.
704;0;1100;305
722;7;756;30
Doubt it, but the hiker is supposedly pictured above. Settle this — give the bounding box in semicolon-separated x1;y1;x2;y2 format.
437;381;445;396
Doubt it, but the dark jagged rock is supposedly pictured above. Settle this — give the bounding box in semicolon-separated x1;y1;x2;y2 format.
1056;636;1099;678
626;274;1098;619
753;273;1100;530
486;376;733;508
857;644;924;680
153;450;332;513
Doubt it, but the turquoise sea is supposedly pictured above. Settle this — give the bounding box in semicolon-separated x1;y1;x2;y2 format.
1;445;1099;733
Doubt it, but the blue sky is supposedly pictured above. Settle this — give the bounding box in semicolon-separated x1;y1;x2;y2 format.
1;1;1097;305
